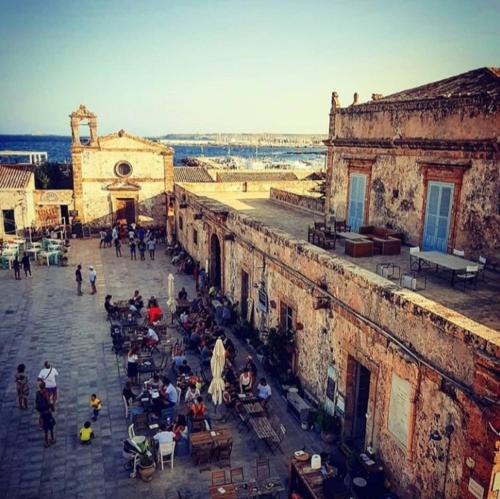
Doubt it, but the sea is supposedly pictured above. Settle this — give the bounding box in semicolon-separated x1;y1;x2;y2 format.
0;135;326;170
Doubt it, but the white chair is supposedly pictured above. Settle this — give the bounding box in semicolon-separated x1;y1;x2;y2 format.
157;441;175;470
453;249;465;258
455;265;479;290
128;424;146;446
176;386;182;404
122;395;129;420
409;246;420;271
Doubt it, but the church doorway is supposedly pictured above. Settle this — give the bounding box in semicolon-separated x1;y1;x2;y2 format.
210;234;222;288
115;198;136;225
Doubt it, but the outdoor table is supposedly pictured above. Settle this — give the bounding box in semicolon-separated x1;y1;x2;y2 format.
234;477;285;498
209;484;237;499
414;250;478;285
237;393;259;404
336;231;366;241
242;401;264;417
190;428;232;449
248;416;279;445
288;457;336;499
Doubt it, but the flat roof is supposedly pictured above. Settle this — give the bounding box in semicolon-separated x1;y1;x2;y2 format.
185;188;500;332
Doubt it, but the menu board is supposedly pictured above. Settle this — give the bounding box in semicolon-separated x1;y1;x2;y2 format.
387;373;411;448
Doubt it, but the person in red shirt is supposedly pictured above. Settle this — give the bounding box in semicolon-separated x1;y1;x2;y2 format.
147;299;163;325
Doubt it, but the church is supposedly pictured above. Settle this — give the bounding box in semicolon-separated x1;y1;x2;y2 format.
70;104;174;229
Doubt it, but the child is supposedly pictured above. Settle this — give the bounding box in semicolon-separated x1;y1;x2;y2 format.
90;394;102;421
15;364;29;409
41;407;56;448
79;421;94;445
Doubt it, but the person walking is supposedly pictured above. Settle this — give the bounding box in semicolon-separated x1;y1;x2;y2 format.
13;256;21;280
99;229;106;248
129;239;137;260
21;252;31;277
41;406;56;447
75;264;83;296
38;361;59;406
90;393;102;421
147;238;156;260
138;239;146;260
114;238;122;257
88;266;97;294
15;363;29;409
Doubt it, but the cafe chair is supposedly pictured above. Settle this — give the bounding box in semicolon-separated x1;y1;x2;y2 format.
455;265;479;291
452;248;465;258
128;424;147;447
409;246;420;272
216;438;233;467
122;395;129;420
230;467;244;483
256;457;270;480
211;469;228;486
158;441;176;470
477;256;487;280
192;442;212;468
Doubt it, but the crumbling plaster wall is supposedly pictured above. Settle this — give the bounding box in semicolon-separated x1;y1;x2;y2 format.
174;184;499;498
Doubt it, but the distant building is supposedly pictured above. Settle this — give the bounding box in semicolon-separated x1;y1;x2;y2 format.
325;67;500;258
69;104;174;228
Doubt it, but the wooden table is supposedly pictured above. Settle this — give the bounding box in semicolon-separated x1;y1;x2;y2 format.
237;393;259;404
234;477;285;498
242;401;264;417
190;428;232;449
414;250;478;285
288;458;336;499
209;484;237;499
248;416;280;452
336;231;365;241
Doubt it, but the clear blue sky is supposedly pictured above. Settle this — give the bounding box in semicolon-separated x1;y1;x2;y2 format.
0;0;498;135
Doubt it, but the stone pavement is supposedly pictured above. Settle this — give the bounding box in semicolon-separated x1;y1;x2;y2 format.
0;239;331;499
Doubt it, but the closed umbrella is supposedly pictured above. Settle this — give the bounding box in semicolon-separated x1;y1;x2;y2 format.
208;338;226;406
166;273;176;324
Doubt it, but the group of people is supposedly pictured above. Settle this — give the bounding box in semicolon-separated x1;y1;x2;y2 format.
11;252;32;280
15;361;102;447
75;264;97;296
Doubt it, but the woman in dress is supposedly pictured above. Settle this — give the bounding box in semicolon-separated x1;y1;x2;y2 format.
127;345;140;385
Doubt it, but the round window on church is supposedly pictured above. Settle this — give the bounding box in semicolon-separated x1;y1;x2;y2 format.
114;161;132;178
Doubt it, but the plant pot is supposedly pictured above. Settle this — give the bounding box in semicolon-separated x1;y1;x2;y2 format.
320;431;338;444
138;463;155;482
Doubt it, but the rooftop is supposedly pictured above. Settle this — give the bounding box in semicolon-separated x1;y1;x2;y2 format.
215;171;298;182
363;67;500;104
173;166;213;183
0;163;34;189
187;189;500;332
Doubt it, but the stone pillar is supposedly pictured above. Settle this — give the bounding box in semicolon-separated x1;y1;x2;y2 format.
70;117;81;145
163;151;174;193
71;148;84;221
89;118;98;146
329;91;340;139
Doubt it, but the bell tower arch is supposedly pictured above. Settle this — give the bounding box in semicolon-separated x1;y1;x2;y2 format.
70;104;98;146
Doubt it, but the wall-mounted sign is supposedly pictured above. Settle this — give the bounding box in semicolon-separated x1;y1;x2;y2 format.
468;478;484;499
387;373;411;448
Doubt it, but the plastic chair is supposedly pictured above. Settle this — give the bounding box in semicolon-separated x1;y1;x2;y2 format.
452;249;465;258
158;441;176;470
122;395;129;420
409;246;420;271
128;424;146;447
455;265;479;291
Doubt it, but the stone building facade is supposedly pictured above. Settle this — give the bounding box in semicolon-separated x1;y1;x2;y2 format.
70;105;174;228
325;67;500;259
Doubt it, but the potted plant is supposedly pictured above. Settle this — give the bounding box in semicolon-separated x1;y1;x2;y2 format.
317;408;341;444
137;453;156;482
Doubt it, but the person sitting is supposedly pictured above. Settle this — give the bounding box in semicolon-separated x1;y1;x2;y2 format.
173;414;189;442
128;299;140;318
184;383;200;409
145;374;162;391
200;344;211;367
239;368;253;394
144;327;159;349
178;359;191;376
191;396;211;429
153;423;175;447
179;311;189;325
131;290;144;311
245;355;258;380
147;301;163;325
104;295;117;317
171;353;186;374
224;365;237;386
189;330;201;350
79;421;94;445
122;381;136;405
178;287;188;301
161;377;178;408
256;377;272;407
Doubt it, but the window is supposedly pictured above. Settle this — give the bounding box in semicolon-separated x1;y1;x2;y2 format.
179;216;183;231
257;287;268;313
279;301;294;333
193;228;198;245
114;161;132;177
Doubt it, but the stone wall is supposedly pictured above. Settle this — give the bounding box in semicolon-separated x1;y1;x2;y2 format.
270;187;323;214
178;180;319;194
174;183;500;499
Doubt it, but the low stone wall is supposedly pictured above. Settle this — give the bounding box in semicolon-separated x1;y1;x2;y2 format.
270;187;323;214
178;180;319;194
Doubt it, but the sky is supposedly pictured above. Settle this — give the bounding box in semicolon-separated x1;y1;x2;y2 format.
0;0;498;135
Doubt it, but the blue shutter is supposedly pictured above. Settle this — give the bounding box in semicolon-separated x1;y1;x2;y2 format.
348;174;366;232
423;182;454;252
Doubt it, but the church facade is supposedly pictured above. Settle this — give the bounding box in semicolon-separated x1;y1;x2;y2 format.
70;105;174;228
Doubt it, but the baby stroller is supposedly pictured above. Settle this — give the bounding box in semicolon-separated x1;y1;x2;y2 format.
122;438;153;478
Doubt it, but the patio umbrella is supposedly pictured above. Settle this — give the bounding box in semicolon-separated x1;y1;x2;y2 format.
166;273;176;314
208;338;226;406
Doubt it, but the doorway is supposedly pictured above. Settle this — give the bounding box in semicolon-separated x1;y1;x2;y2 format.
210;234;222;288
346;358;371;450
241;270;249;320
115;198;136;225
2;209;16;234
60;205;69;225
348;173;367;231
423;182;454;252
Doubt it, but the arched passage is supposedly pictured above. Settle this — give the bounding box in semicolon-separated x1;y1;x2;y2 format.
210;233;222;288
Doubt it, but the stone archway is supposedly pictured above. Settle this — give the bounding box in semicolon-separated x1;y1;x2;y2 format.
210;233;222;288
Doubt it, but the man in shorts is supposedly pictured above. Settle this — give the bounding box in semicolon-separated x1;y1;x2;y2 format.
38;361;59;405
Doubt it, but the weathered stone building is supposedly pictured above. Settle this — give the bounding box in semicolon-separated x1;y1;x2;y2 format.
70;105;174;227
172;69;500;498
325;67;500;258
